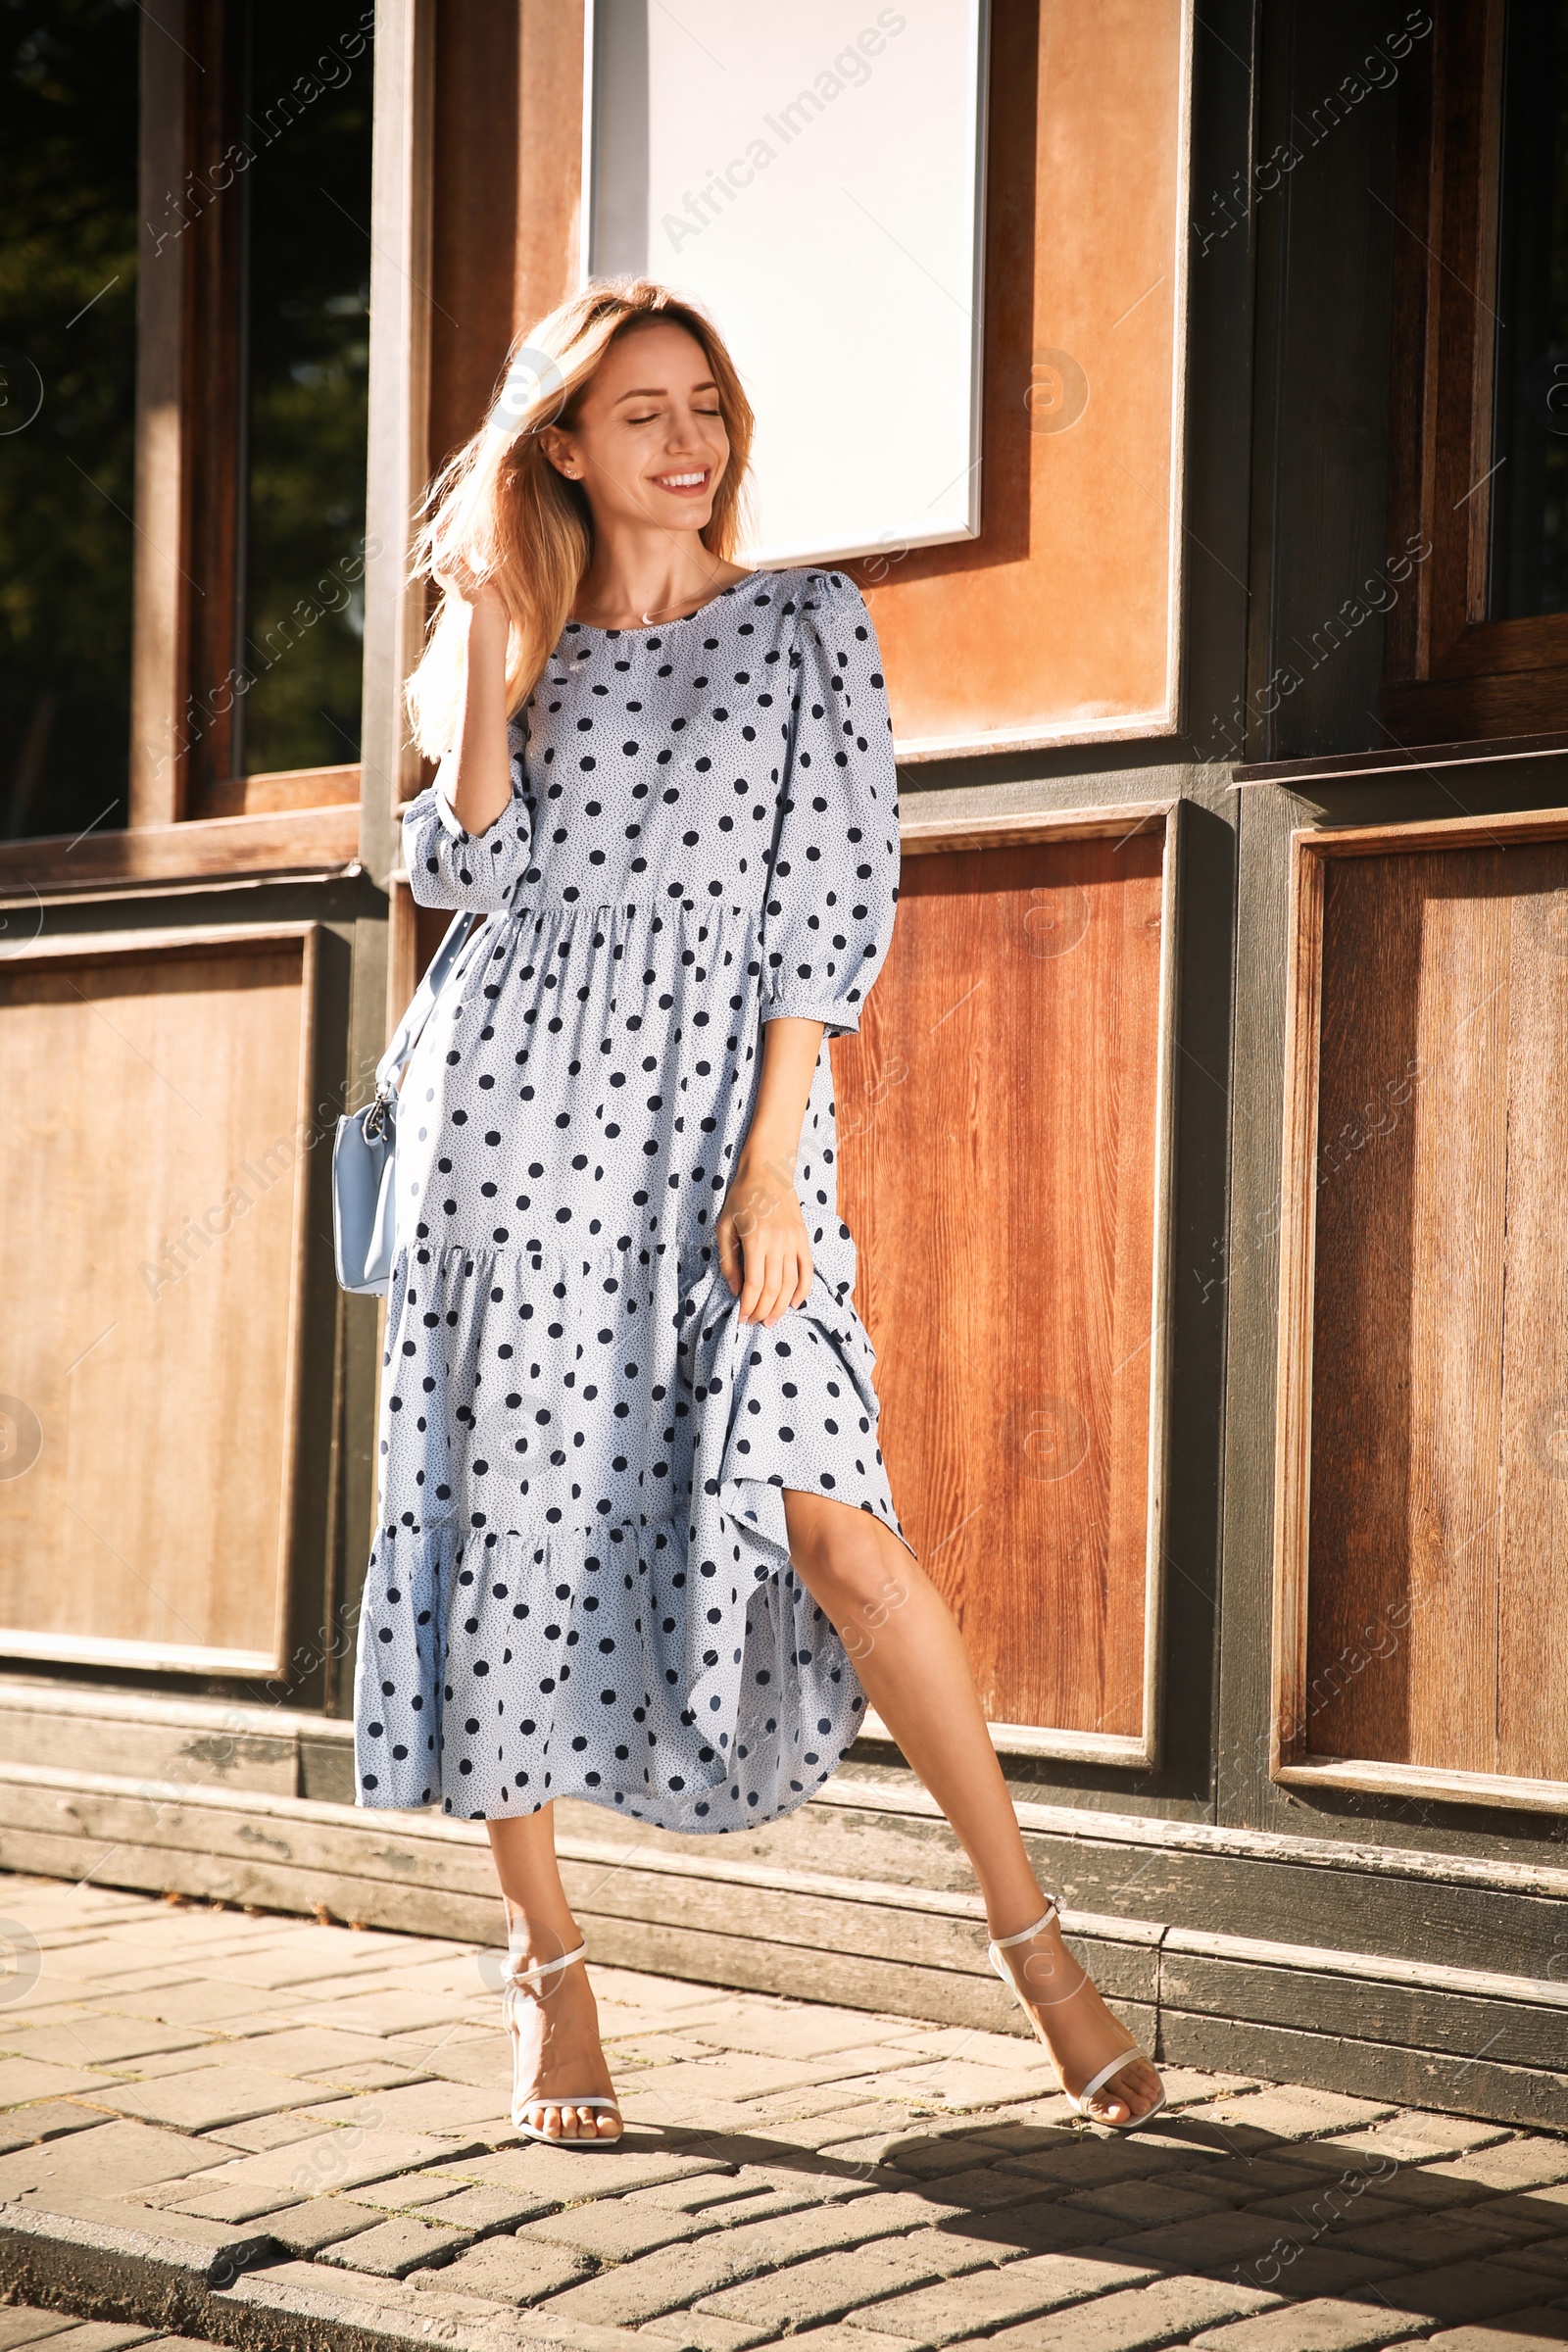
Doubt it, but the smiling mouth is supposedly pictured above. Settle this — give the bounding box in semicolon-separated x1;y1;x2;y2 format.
652;468;710;493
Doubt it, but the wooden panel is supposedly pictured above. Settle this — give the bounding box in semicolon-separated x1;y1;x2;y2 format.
0;1690;299;1796
1277;816;1568;1801
1161;1941;1568;2073
0;927;319;1671
1158;2011;1566;2133
1236;733;1568;790
198;765;362;820
0;808;359;901
834;816;1171;1745
1382;664;1568;746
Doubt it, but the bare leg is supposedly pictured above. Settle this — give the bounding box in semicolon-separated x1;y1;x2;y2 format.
485;1805;621;2140
782;1489;1162;2127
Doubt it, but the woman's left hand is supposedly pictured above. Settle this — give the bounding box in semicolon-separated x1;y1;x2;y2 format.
717;1146;812;1325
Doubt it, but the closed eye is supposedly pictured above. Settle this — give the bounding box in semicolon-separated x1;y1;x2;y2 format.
626;407;722;424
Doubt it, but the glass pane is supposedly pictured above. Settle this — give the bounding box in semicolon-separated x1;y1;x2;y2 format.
1489;0;1568;619
587;0;988;567
0;0;138;842
237;0;372;776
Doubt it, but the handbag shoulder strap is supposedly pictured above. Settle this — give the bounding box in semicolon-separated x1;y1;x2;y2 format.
372;907;479;1102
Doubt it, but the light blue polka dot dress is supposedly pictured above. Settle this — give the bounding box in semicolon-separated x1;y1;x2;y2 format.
353;566;911;1830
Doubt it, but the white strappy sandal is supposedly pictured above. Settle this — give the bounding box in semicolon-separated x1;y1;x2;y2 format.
989;1897;1167;2132
502;1939;622;2147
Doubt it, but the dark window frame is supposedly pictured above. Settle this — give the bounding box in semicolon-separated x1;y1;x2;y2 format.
153;0;367;821
1381;0;1568;741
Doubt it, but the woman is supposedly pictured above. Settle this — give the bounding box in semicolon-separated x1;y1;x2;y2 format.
355;278;1163;2142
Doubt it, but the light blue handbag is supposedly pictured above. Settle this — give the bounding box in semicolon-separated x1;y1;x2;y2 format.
332;908;479;1295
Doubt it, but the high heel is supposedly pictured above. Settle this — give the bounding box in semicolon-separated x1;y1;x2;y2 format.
503;1940;622;2146
989;1898;1167;2132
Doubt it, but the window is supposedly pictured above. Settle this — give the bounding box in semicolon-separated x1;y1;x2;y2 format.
232;4;373;779
1383;0;1568;741
1488;0;1568;620
180;0;374;813
585;0;989;567
0;0;374;843
0;0;139;843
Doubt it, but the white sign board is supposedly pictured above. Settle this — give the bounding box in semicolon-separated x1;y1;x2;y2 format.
585;0;989;568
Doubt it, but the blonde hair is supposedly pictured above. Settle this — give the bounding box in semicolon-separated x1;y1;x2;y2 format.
405;277;755;760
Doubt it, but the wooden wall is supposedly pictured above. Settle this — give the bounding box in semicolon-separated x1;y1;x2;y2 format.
402;0;1197;1760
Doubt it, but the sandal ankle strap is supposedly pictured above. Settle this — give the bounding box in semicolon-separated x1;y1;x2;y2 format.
989;1897;1061;1954
504;1937;586;1991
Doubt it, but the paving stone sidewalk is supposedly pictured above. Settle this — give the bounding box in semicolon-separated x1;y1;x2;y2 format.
0;1876;1560;2350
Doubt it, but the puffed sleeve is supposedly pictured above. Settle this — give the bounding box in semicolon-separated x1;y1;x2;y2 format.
761;569;900;1037
401;719;535;911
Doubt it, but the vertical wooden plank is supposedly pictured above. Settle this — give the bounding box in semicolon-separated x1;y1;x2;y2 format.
1270;834;1324;1769
1005;838;1114;1726
1497;849;1568;1783
1404;858;1508;1774
1426;0;1500;656
1380;6;1441;687
385;876;453;1025
179;0;247;799
1302;853;1420;1764
425;0;583;474
1105;836;1166;1735
428;5;520;469
516;0;587;326
129;0;189;826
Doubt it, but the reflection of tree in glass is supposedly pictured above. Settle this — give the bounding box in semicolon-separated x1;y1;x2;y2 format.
239;4;373;777
1491;0;1568;617
0;0;138;842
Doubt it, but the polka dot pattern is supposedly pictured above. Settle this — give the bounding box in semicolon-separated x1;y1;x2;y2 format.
353;566;910;1831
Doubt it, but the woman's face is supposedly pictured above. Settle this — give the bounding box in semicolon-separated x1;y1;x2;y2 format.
544;320;730;537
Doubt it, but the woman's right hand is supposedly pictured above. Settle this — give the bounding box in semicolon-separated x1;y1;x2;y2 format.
716;1145;813;1326
460;577;510;626
434;564;507;624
